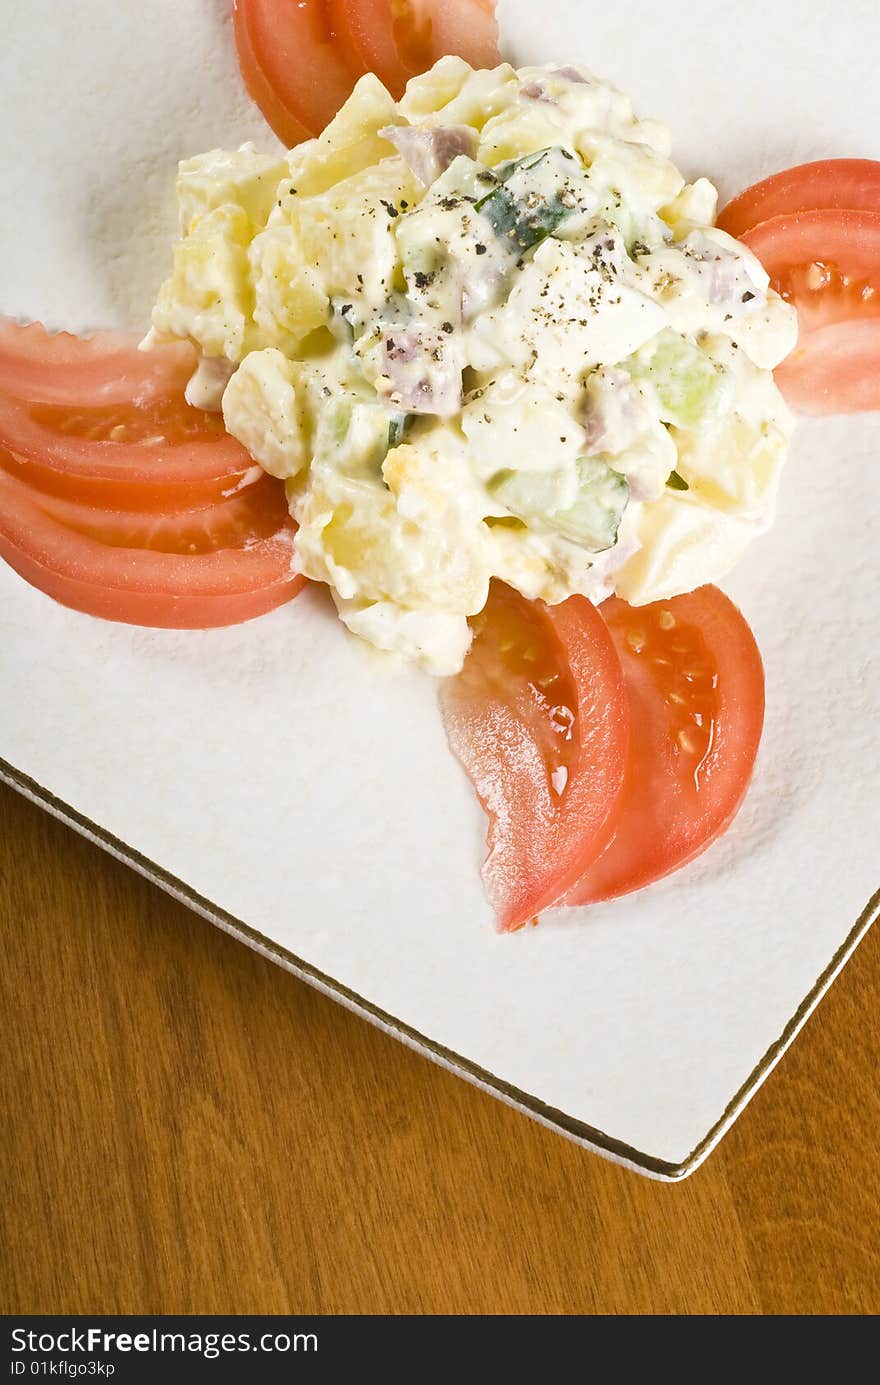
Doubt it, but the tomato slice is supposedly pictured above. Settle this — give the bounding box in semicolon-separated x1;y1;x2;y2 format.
741;209;880;333
0;467;303;628
330;1;499;95
741;209;880;298
0;392;261;511
421;0;499;70
0;319;194;407
717;159;880;240
233;0;367;147
772;260;880;336
564;587;764;906
328;0;425;94
739;210;880;412
235;0;499;144
16;468;290;554
440;581;628;932
773;318;880;415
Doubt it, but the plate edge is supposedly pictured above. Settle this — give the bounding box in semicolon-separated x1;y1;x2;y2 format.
3;756;877;1181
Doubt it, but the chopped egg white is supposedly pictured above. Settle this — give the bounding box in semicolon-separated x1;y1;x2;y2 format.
148;59;796;674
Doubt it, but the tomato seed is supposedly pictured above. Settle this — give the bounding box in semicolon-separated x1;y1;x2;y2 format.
677;728;701;754
806;261;830;291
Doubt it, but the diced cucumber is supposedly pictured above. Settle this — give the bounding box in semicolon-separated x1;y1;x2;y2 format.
326;396;353;445
593;190;669;256
317;395;404;477
329;296;359;343
476;147;590;254
625;328;730;429
489;456;628;552
387;413;408;448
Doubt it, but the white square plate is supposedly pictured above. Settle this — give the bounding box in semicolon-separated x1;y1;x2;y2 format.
1;0;878;1178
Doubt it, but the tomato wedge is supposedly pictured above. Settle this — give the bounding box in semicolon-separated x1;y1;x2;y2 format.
0;392;261;511
233;0;367;147
0;319;194;407
773;318;880;415
440;581;628;932
717;159;880;240
0;467;302;628
564;587;764;907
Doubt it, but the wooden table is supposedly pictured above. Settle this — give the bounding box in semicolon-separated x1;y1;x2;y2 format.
2;782;877;1316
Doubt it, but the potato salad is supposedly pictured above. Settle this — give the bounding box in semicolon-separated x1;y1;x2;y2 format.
148;58;797;673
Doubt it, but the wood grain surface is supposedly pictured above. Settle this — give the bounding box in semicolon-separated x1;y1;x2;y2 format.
1;781;878;1316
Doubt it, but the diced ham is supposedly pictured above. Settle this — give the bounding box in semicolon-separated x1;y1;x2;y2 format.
380;124;478;186
581;367;643;454
521;67;588;102
679;231;767;312
377;325;463;416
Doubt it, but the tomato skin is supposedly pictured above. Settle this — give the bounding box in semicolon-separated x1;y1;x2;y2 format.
441;582;629;932
0;394;261;511
233;0;366;146
717;159;880;240
565;587;764;906
0;319;194;406
0;467;303;628
773;318;880;415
